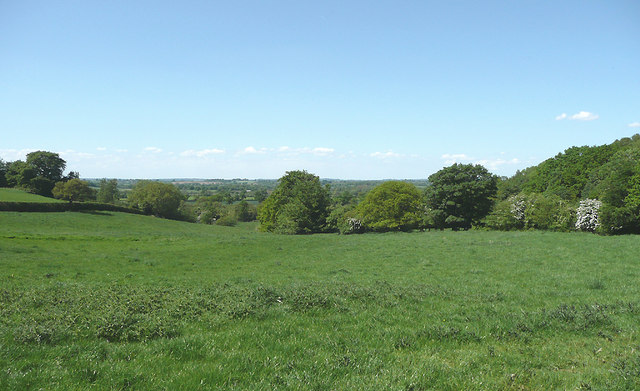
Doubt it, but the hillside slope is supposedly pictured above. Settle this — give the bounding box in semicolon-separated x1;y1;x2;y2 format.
1;211;640;389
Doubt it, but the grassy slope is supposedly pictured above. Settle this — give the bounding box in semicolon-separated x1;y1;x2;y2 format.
0;188;64;203
1;212;640;390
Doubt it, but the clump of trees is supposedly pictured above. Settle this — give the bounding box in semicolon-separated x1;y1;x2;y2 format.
353;181;423;232
425;163;497;230
52;179;95;202
494;134;640;235
258;170;331;234
128;181;185;219
4;151;74;197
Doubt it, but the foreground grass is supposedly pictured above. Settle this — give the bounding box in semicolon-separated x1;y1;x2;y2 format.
1;212;640;390
0;188;64;203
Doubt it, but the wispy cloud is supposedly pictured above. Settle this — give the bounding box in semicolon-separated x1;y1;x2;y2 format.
556;111;599;121
441;153;472;165
274;146;335;156
570;111;599;121
441;153;522;171
144;146;163;153
180;148;225;157
240;146;267;154
628;122;640;128
370;151;402;159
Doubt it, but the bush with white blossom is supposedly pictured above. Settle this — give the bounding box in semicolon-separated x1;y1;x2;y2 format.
575;199;602;232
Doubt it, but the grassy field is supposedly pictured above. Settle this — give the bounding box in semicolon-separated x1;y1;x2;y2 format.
1;211;640;390
0;188;64;203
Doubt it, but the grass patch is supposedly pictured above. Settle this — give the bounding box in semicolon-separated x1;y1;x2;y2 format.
1;212;640;389
0;188;63;203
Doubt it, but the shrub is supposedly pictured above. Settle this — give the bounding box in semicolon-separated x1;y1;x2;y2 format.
485;193;575;232
355;181;423;232
575;198;602;232
598;204;640;235
216;214;238;227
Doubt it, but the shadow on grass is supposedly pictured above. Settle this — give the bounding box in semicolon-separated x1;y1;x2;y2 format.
79;210;114;216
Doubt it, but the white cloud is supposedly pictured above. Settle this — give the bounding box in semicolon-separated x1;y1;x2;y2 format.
555;111;599;121
441;153;521;171
312;147;334;156
0;148;37;161
96;147;107;151
116;149;128;153
371;151;402;159
570;111;599;121
474;158;521;171
628;122;640;128
144;147;163;153
240;146;267;154
441;153;472;164
180;148;225;158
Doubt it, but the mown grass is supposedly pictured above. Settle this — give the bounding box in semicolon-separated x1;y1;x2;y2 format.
0;188;64;203
1;211;640;390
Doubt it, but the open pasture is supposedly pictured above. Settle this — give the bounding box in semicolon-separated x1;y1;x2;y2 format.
1;211;640;390
0;188;65;203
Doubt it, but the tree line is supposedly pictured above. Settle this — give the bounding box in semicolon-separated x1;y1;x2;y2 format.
3;134;640;235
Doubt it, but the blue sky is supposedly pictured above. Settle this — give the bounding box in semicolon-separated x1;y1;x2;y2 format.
1;1;638;179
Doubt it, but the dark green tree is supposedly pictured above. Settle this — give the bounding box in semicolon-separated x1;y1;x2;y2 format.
257;170;331;234
52;179;96;202
354;181;423;232
128;181;185;219
96;179;120;204
5;160;36;189
425;163;498;230
0;159;8;187
234;200;257;222
253;189;268;202
26;151;66;182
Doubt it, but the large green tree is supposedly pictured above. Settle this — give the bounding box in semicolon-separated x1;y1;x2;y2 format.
5;151;68;196
128;181;185;219
26;151;66;182
354;181;423;232
425;163;498;230
96;179;120;204
257;170;331;234
52;179;96;202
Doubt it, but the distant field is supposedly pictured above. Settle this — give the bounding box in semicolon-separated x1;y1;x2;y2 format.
1;212;639;390
0;188;64;203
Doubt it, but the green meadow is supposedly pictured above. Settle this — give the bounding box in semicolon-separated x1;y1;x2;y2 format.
0;188;65;203
1;211;640;390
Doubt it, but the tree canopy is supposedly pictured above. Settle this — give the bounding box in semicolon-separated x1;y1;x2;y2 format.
96;179;120;204
425;163;497;230
52;179;95;202
128;181;185;219
3;151;68;196
354;181;423;232
257;170;331;234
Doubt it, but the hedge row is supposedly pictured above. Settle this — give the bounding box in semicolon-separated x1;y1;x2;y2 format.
0;201;145;214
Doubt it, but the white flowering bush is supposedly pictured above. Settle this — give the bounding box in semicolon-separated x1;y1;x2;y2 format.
575;199;602;232
486;193;575;231
509;194;527;222
346;218;363;233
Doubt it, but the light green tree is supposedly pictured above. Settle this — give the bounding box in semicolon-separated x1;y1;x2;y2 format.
52;179;95;202
128;181;185;219
354;181;423;232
